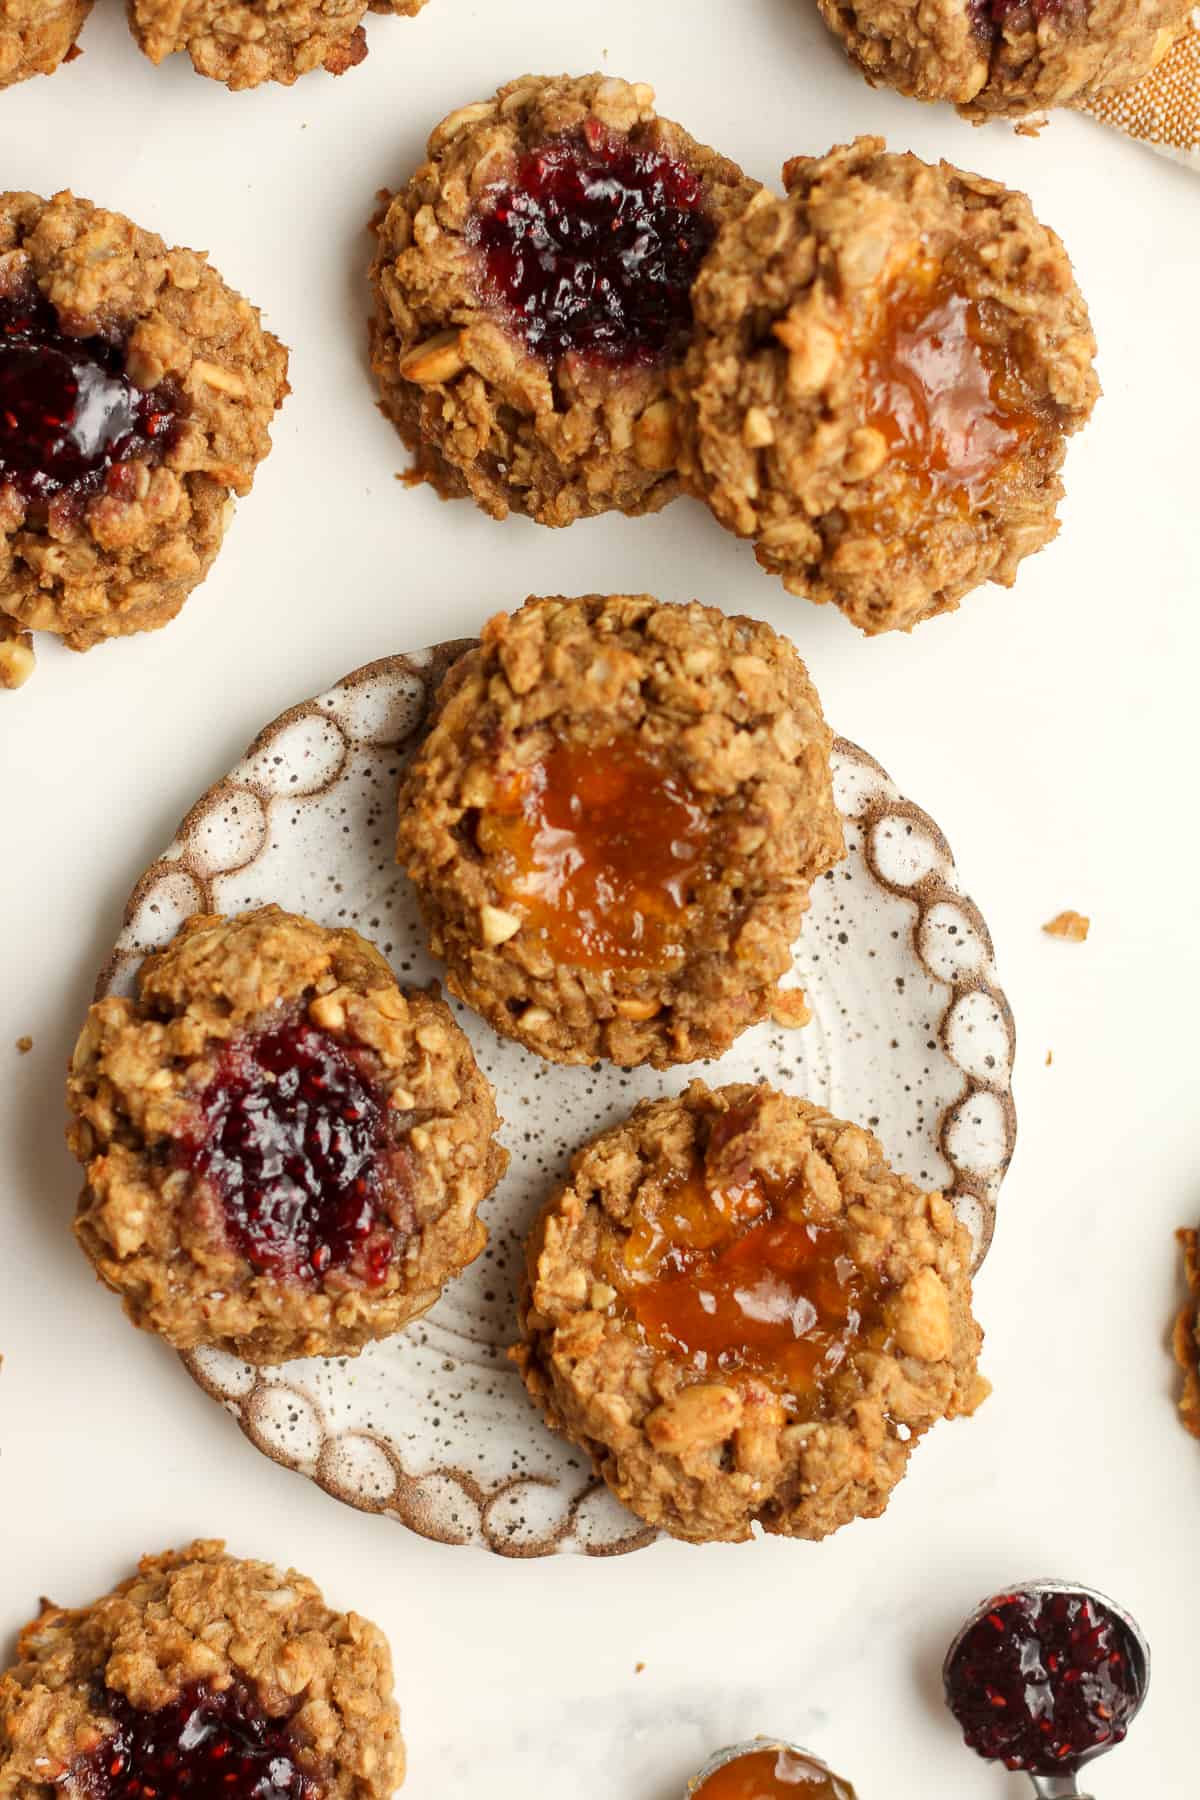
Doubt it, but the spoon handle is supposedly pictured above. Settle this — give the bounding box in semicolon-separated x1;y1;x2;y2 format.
1029;1778;1096;1799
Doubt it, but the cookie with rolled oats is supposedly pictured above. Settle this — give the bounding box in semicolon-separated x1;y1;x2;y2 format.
0;1540;405;1800
814;0;1191;122
0;0;90;91
368;73;757;526
675;137;1098;634
126;0;429;90
515;1080;988;1543
0;190;287;687
68;906;506;1364
396;595;842;1068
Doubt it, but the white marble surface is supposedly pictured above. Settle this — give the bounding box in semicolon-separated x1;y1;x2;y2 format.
1;2;1198;1795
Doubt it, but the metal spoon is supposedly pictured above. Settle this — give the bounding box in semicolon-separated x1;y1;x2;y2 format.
942;1577;1151;1798
687;1739;856;1796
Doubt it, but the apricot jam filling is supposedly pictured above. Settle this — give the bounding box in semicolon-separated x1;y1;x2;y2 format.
861;261;1045;508
694;1747;857;1799
476;735;715;972
608;1113;881;1406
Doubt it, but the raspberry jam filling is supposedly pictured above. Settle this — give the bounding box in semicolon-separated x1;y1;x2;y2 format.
476;735;715;972
177;1018;398;1285
862;262;1042;507
70;1680;314;1800
695;1747;857;1799
944;1588;1144;1773
469;122;715;367
969;0;1068;34
0;286;179;504
608;1108;880;1405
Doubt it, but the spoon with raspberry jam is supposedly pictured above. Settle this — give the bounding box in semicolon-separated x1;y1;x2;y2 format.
943;1580;1150;1797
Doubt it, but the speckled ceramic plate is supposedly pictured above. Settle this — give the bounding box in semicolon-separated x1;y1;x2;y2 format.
97;643;1016;1558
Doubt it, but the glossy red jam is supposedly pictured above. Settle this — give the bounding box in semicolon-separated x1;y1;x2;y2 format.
944;1588;1144;1773
609;1106;879;1408
178;1019;397;1285
470;122;715;367
477;735;715;972
970;0;1068;34
694;1746;857;1799
69;1681;314;1800
0;286;179;504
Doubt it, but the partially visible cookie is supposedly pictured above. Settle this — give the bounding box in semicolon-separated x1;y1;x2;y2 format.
127;0;427;89
0;1540;405;1800
676;137;1098;634
68;906;508;1363
515;1080;988;1543
815;0;1191;120
1174;1228;1200;1438
0;0;90;90
369;73;757;526
396;595;843;1068
0;191;288;685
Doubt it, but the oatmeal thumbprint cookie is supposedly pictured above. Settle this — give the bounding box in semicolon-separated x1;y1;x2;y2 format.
0;191;288;689
515;1082;988;1543
396;595;844;1069
676;137;1098;634
126;0;430;90
0;1541;405;1800
368;73;758;525
814;0;1191;121
68;906;507;1363
0;0;90;89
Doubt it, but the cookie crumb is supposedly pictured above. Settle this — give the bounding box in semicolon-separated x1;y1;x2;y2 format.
770;986;812;1030
15;1036;32;1054
1043;910;1090;942
1045;1050;1053;1066
635;1661;646;1673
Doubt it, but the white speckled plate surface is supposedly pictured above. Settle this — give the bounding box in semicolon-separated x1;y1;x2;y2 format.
97;644;1016;1558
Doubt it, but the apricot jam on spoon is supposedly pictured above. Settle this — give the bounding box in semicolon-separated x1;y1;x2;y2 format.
688;1740;856;1798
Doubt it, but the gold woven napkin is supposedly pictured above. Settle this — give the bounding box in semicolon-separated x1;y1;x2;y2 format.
1077;9;1200;168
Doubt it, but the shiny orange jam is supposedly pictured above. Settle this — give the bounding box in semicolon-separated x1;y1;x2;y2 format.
610;1115;877;1407
862;261;1043;506
694;1747;857;1799
476;735;715;971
